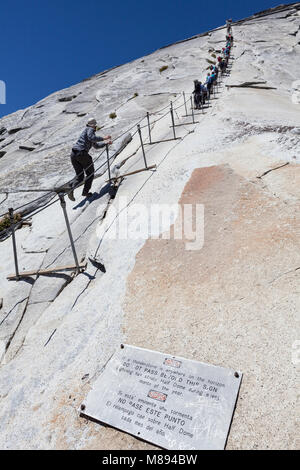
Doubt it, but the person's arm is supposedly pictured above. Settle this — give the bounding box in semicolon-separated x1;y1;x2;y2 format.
86;126;105;143
94;141;106;149
87;127;112;148
94;138;112;149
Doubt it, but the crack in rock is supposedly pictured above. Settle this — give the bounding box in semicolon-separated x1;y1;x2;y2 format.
2;297;30;357
19;145;36;151
7;127;24;135
226;81;277;90
269;266;300;284
0;297;29;327
257;162;290;179
44;328;57;347
58;95;77;102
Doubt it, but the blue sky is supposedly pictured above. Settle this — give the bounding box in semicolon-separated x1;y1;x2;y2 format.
0;0;287;117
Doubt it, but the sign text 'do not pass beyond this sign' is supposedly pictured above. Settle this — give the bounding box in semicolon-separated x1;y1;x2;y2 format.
80;345;242;450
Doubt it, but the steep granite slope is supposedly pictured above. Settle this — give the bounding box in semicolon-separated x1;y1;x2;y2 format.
0;3;299;449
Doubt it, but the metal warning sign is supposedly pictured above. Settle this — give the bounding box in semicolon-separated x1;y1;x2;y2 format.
80;344;242;450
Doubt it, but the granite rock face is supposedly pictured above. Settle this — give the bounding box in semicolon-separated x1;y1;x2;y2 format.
0;4;299;449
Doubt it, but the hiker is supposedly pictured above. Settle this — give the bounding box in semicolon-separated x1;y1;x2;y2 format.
209;65;218;79
226;19;232;34
217;57;223;73
211;65;219;78
220;59;227;73
224;52;230;67
68;118;112;201
193;80;205;109
193;80;201;109
199;81;208;104
201;83;208;104
210;71;217;87
205;73;213;97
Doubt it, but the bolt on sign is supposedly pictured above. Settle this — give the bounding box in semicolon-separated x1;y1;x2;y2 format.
80;344;242;450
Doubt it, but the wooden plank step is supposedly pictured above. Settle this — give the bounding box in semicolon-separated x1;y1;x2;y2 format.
7;262;87;280
107;164;156;182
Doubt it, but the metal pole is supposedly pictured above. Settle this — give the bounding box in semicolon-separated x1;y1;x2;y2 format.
137;124;148;169
58;193;80;274
106;144;111;183
8;208;20;280
170;102;176;139
190;96;195;124
146;112;152;144
183;91;188;116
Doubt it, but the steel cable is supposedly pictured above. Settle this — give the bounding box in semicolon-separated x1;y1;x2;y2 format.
0;36;232;228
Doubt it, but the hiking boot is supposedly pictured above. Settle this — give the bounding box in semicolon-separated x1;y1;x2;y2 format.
68;190;75;202
82;192;93;198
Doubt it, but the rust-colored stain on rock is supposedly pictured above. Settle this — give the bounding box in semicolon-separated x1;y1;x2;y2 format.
124;164;298;348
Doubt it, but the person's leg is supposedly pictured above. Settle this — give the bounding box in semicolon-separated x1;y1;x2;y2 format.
68;150;85;201
207;83;211;98
71;151;85;187
193;93;197;108
81;152;94;195
198;93;202;107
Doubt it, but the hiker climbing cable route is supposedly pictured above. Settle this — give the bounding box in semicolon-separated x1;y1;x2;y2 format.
68;118;112;201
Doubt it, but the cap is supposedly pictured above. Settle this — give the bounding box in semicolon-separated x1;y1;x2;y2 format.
87;118;97;127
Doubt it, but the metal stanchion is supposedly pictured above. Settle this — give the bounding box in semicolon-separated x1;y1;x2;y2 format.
170;102;176;140
190;96;195;124
146;112;152;144
8;208;20;281
106;144;111;183
183;91;188;117
137;124;148;169
58;193;80;274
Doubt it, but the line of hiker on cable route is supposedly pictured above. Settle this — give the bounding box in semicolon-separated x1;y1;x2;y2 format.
68;21;233;202
193;23;233;110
